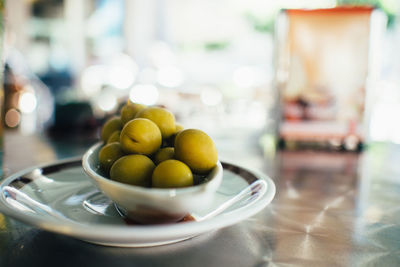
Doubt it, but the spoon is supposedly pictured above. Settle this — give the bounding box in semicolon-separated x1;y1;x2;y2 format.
192;179;267;221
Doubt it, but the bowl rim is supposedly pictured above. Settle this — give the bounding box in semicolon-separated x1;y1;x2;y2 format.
82;142;223;196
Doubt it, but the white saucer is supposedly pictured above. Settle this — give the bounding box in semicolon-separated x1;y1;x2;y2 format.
0;158;275;247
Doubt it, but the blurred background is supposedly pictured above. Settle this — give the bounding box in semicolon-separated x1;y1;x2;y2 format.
3;0;400;167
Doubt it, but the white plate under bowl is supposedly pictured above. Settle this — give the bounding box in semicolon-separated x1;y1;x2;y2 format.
0;158;275;247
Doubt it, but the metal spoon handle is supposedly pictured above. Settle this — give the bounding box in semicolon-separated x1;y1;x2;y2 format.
197;179;267;222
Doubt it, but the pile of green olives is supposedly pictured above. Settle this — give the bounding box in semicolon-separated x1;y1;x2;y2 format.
98;100;218;188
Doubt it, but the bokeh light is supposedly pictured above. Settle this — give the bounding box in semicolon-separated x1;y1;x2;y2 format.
129;84;159;105
5;108;21;128
19;91;37;114
97;92;118;112
107;53;138;90
81;65;107;96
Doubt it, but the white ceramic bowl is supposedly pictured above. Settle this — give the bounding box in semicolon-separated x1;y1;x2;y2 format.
82;142;223;224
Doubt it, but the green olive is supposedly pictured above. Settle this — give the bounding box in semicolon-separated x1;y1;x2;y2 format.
110;154;155;187
101;116;123;142
120;118;162;155
135;107;176;139
120;101;146;125
154;147;175;165
175;123;184;133
107;130;121;144
163;123;184;147
174;129;218;174
152;160;193;188
98;142;125;173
